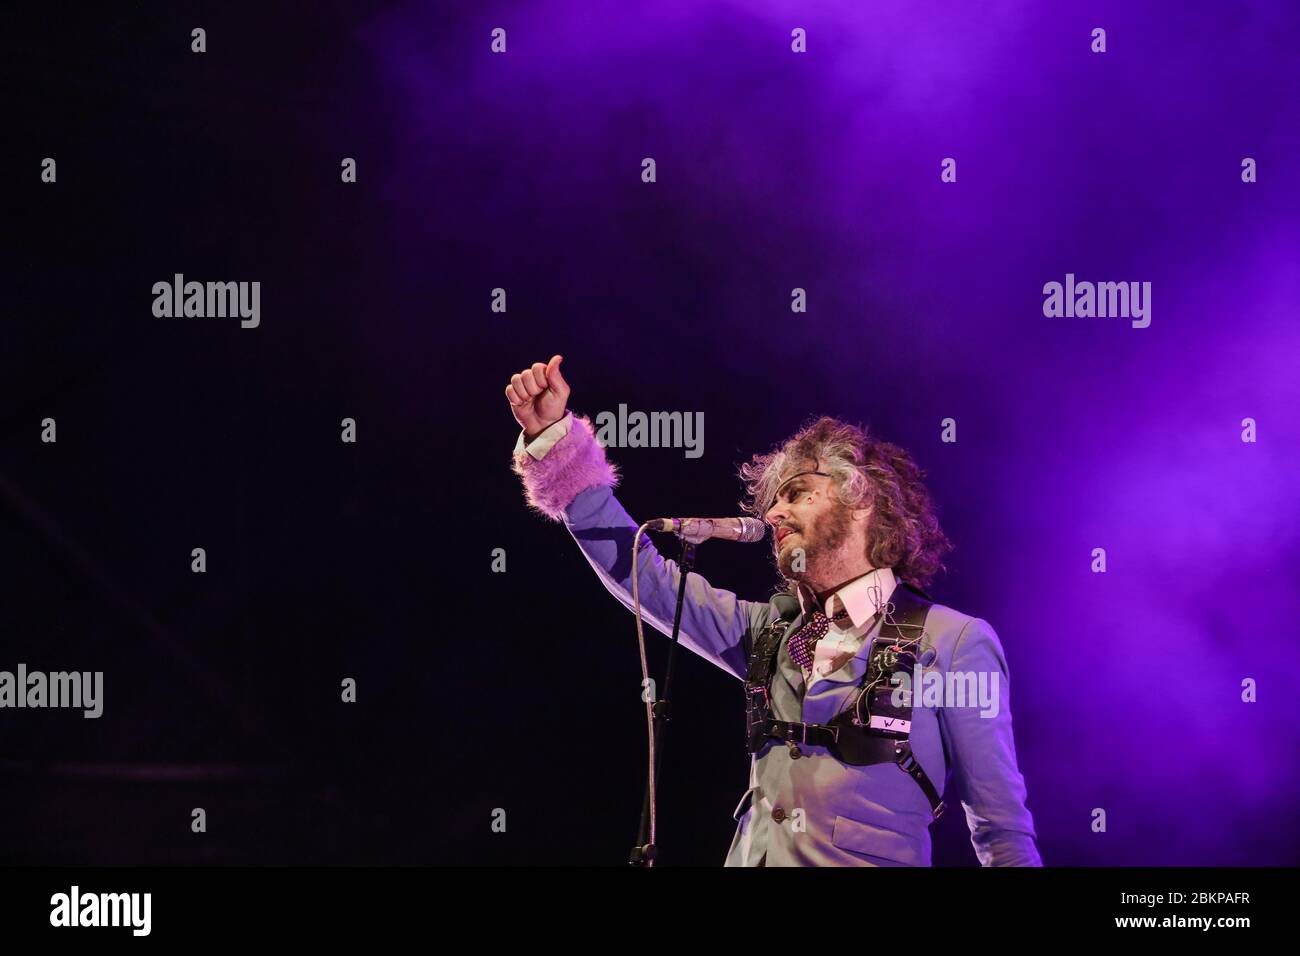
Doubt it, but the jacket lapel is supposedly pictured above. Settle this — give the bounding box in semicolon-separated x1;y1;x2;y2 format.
776;612;806;698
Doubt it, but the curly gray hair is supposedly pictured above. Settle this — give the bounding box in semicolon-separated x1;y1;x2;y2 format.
737;415;953;590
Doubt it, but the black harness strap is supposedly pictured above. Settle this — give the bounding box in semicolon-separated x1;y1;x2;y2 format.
743;579;946;820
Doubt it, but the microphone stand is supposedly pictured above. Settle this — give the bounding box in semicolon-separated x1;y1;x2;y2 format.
628;534;695;867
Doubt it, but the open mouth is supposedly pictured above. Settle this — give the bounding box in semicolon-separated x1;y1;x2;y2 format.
777;529;798;547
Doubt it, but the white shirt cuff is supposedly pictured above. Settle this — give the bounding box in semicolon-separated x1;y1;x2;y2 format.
513;411;573;460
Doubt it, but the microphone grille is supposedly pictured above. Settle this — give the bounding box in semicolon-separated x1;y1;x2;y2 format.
737;517;768;542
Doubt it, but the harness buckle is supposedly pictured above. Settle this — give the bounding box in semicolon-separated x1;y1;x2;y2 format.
895;748;918;774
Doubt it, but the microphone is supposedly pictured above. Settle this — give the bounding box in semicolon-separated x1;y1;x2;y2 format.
642;516;768;545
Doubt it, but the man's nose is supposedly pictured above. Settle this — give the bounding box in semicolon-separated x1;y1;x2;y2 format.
765;502;788;527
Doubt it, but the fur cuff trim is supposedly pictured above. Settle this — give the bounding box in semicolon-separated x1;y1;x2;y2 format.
512;413;620;521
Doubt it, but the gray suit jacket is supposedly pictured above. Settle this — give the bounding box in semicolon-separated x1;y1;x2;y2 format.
560;483;1042;867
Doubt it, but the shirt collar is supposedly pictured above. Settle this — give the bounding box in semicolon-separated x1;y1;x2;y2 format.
796;566;898;630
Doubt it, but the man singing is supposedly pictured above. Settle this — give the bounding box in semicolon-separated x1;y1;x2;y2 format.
505;354;1042;867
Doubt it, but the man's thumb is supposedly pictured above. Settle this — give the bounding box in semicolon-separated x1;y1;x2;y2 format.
546;354;567;390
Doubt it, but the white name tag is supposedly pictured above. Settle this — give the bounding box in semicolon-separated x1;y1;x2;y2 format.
869;716;911;733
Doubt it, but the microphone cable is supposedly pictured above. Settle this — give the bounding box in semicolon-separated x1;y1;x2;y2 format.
631;521;658;865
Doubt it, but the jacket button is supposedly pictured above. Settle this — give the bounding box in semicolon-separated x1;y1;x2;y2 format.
771;806;786;823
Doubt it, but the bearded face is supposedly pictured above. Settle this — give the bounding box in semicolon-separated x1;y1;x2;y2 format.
766;466;855;582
